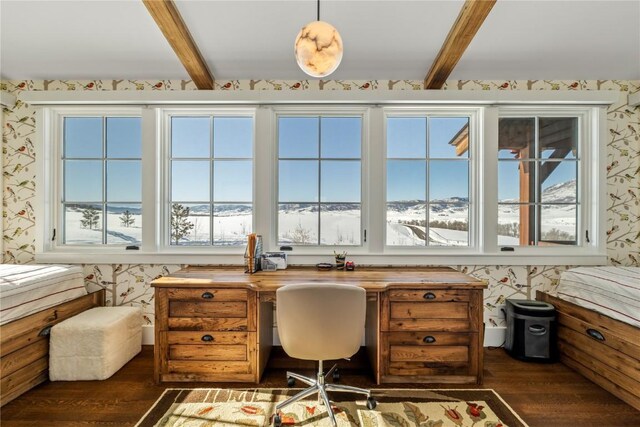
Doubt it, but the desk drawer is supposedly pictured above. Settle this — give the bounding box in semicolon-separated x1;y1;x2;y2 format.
390;302;468;320
167;289;248;302
167;331;248;345
169;345;247;361
169;301;247;318
383;332;473;377
388;289;469;302
168;317;249;332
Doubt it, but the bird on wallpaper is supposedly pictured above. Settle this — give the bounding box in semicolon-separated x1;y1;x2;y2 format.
607;160;619;172
610;128;622;136
629;255;639;265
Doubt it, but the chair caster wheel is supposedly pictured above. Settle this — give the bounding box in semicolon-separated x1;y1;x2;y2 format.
332;369;340;382
287;377;296;387
273;414;282;427
366;396;377;410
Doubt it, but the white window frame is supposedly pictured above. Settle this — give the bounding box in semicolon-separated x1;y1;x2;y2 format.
270;106;370;254
158;107;257;252
380;107;482;255
484;106;606;258
36;106;148;256
32;90;609;265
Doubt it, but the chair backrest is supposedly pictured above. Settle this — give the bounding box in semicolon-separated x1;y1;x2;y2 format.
276;283;366;361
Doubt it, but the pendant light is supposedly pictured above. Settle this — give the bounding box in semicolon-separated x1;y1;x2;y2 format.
294;0;343;78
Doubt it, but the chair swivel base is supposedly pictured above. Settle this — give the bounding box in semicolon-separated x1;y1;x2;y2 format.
273;364;376;427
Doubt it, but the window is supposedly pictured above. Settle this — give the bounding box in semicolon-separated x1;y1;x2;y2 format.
169;115;253;246
277;115;362;246
386;116;470;247
36;93;608;265
498;116;579;246
62;116;142;245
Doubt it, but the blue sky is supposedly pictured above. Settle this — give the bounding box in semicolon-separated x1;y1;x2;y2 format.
64;115;575;206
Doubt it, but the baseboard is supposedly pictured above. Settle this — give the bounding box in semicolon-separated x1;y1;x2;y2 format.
145;325;506;347
142;325;154;345
484;326;506;347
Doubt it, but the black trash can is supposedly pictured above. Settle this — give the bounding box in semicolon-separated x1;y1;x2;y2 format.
505;299;557;362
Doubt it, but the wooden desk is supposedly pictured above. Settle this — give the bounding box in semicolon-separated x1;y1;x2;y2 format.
151;266;487;385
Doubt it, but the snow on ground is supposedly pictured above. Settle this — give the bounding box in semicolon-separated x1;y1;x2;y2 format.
65;209;142;245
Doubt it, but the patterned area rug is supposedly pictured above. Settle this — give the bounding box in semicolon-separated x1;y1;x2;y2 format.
136;388;528;427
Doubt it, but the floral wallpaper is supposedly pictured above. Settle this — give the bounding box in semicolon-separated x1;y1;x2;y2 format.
2;79;639;328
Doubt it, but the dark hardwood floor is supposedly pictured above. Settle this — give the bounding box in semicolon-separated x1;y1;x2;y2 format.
1;346;638;426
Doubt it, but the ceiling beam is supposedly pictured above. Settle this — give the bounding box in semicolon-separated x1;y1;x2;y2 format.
142;0;214;89
424;0;497;89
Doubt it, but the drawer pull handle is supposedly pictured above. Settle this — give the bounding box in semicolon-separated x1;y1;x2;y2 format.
201;292;214;299
586;328;605;342
423;292;436;300
201;335;214;342
423;336;436;344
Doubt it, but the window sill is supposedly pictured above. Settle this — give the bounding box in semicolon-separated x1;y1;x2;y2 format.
35;251;607;266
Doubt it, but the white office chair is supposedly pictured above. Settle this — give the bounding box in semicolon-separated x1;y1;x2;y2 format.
274;283;376;427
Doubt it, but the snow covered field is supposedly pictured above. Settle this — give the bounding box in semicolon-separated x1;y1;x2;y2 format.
64;180;576;247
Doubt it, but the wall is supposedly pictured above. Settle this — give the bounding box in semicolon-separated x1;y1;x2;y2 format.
2;79;639;341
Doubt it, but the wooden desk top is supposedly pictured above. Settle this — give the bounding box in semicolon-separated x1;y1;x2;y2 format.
151;266;486;292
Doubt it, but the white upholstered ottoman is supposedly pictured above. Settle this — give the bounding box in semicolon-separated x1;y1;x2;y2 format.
49;306;142;381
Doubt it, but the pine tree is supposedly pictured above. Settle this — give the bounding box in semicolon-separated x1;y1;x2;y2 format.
171;204;194;244
80;206;100;230
119;210;135;228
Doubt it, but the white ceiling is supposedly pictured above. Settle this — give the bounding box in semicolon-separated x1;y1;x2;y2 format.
1;0;639;81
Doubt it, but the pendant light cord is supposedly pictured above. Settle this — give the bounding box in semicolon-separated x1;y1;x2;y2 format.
317;0;320;21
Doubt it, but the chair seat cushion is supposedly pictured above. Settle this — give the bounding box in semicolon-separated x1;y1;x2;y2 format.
49;306;142;381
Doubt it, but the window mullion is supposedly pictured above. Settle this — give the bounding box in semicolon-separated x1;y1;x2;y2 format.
368;107;385;252
481;107;499;252
141;107;158;252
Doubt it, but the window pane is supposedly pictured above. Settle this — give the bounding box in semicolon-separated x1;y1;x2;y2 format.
429;160;468;202
387;160;426;202
213;117;252;158
64;204;102;244
64;117;102;158
428;204;469;246
539;117;577;159
320;204;360;245
278;204;318;245
171;117;210;158
106;117;141;158
498;204;534;246
171;160;210;202
321;117;361;158
498;160;535;203
107;160;141;202
499;117;535;159
387;117;426;158
279;160;319;202
106;204;141;244
540;204;577;243
213;160;252;202
278;117;319;158
386;202;427;246
321;160;360;203
429;117;469;158
541;161;577;203
170;203;210;245
213;204;252;245
64;160;102;202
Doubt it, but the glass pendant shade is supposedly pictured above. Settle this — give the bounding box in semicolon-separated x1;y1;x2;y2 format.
294;20;343;78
